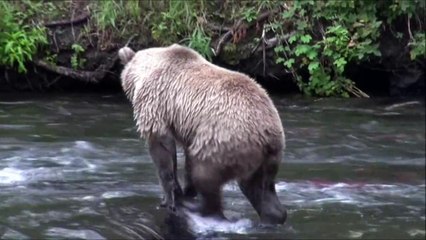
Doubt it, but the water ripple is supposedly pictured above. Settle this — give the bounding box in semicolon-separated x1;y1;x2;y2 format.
276;181;425;207
46;227;105;240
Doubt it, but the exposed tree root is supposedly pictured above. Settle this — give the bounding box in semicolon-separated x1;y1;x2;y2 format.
346;85;370;98
33;56;117;83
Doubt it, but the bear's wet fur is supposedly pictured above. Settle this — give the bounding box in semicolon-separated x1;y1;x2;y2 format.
119;44;287;224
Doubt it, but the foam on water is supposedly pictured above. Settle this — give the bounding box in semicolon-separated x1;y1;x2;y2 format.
1;228;30;239
183;210;253;234
0;165;68;186
101;191;139;199
74;140;96;151
276;181;425;207
348;230;364;238
407;229;426;237
46;227;105;240
0;167;25;185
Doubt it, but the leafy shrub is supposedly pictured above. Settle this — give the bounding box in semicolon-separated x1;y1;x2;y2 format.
71;44;86;70
409;33;425;60
270;0;424;97
151;0;213;59
183;27;213;61
95;0;125;32
271;1;381;97
151;1;201;44
0;1;47;73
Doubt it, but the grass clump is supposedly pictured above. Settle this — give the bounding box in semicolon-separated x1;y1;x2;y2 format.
0;1;47;73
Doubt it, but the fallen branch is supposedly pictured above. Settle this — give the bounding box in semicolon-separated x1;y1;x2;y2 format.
214;30;234;56
44;10;90;28
204;22;231;33
33;56;118;83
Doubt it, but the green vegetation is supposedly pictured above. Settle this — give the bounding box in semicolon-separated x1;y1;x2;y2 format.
0;1;47;73
71;43;85;70
182;26;213;61
271;0;424;97
0;0;424;96
150;1;213;60
410;33;425;60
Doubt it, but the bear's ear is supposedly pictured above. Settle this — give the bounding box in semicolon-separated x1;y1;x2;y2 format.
118;47;135;65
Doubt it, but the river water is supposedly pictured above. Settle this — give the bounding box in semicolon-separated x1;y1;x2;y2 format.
0;93;424;239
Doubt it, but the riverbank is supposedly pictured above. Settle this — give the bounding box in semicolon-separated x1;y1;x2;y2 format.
0;0;424;97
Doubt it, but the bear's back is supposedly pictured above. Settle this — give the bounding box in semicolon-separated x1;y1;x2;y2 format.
158;50;284;162
122;44;284;163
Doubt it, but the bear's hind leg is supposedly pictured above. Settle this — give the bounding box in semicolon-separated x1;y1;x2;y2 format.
148;132;183;211
238;159;287;224
191;163;226;220
183;149;197;198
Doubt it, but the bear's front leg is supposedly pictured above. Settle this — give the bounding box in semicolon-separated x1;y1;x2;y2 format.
148;132;183;211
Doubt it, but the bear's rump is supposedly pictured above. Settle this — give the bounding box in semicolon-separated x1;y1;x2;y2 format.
187;124;279;164
188;137;266;180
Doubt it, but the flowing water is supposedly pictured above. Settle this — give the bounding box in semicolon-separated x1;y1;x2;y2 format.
0;93;424;239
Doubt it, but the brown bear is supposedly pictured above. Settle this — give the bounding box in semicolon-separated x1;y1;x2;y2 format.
118;44;287;224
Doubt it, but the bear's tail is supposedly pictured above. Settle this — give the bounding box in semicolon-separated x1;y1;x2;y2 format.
118;47;135;65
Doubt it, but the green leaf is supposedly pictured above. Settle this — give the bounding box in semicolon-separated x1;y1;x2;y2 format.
306;49;318;60
4;41;13;53
410;50;416;60
289;35;297;44
282;9;295;19
18;61;26;73
297;21;308;30
372;48;381;57
308;62;319;73
274;45;285;53
300;34;312;43
276;57;285;64
72;44;84;53
333;58;347;73
284;58;295;68
295;44;310;56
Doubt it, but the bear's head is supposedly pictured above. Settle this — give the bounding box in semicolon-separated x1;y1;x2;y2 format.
118;47;135;65
118;47;137;101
